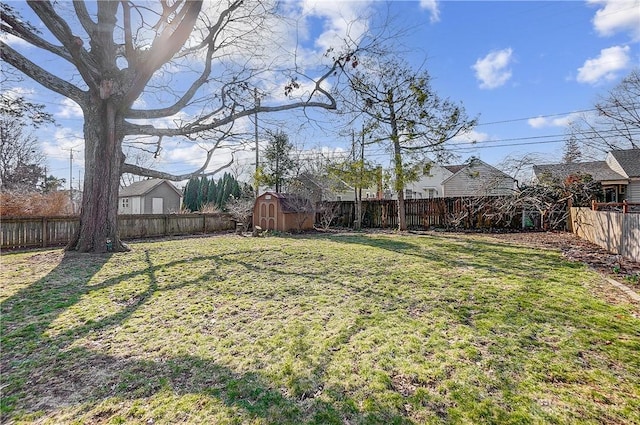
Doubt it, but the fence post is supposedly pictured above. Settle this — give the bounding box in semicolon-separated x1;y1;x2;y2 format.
42;217;48;248
623;199;628;213
591;199;596;211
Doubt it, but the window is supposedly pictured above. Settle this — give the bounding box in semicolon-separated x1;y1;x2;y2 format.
121;198;129;208
425;188;437;199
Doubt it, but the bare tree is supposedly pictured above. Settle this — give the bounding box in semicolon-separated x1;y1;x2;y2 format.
0;82;51;191
316;201;340;230
340;56;477;230
1;1;371;252
283;187;315;232
562;136;582;164
225;194;255;232
568;68;639;157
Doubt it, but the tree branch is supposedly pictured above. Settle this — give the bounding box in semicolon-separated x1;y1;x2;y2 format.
123;0;203;107
122;154;234;181
1;10;74;63
73;0;98;38
126;0;244;120
0;42;86;106
27;0;99;89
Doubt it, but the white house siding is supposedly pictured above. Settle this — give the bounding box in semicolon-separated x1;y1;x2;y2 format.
606;153;627;177
118;197;132;214
628;180;640;203
403;165;453;199
443;163;515;197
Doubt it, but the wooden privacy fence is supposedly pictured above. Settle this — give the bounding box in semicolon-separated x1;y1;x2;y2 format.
321;197;523;230
1;213;235;250
570;207;640;262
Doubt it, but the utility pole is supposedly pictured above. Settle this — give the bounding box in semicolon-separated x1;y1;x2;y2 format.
69;148;73;213
62;147;75;213
254;88;260;197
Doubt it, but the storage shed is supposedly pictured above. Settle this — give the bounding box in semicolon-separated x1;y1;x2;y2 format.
118;179;182;215
253;192;314;232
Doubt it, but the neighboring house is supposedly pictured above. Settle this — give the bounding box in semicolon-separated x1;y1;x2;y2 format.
253;192;314;232
118;179;183;214
390;158;517;200
533;149;640;203
294;172;380;202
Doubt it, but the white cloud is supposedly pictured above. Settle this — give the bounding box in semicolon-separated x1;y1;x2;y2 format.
0;32;32;48
576;45;630;84
472;48;514;89
296;0;371;54
419;0;440;23
528;112;583;129
451;129;490;144
588;0;640;40
527;117;548;129
57;98;83;118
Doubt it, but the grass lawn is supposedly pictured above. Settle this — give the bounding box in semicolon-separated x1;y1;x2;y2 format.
1;232;639;424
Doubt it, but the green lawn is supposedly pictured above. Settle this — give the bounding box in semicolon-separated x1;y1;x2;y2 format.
1;232;639;424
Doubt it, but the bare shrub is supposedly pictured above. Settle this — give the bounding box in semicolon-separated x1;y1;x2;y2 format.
225;196;254;232
317;201;340;230
200;203;222;214
0;191;72;217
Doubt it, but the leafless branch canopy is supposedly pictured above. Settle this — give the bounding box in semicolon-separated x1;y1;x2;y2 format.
1;0;374;180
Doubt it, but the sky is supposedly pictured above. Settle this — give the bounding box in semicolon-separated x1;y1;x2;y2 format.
2;0;639;190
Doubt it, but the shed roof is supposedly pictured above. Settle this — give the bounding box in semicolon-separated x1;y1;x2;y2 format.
532;161;627;182
119;179;182;197
258;192;313;213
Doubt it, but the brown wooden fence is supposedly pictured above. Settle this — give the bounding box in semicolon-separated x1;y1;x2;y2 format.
570;207;640;262
320;197;524;230
1;213;235;250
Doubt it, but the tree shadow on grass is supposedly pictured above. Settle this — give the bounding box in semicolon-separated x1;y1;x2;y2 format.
0;248;412;424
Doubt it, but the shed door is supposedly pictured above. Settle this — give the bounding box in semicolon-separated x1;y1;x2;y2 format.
259;200;277;230
132;197;141;214
152;197;163;214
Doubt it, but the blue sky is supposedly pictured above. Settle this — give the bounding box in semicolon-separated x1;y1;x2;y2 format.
3;0;639;188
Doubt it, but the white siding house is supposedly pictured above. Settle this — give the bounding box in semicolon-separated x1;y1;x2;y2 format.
442;159;517;197
387;159;516;200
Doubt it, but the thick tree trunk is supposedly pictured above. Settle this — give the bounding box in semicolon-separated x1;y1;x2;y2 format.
67;99;128;253
396;188;406;231
392;132;407;231
353;189;362;230
388;90;406;231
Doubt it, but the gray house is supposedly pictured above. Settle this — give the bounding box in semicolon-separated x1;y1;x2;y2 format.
533;149;640;203
118;179;183;214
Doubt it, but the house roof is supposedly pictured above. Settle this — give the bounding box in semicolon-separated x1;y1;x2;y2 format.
443;165;465;174
119;179;182;197
442;159;515;185
532;161;627;182
610;149;640;177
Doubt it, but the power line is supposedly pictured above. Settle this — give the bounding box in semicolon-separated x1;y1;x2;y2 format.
475;108;597;127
